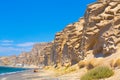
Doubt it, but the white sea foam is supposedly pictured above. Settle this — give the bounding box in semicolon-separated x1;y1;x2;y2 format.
0;71;25;76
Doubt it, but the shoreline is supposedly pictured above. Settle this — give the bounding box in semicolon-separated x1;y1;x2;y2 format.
0;66;33;78
0;70;32;80
0;67;86;80
0;69;32;76
0;65;39;69
0;69;59;80
0;66;86;80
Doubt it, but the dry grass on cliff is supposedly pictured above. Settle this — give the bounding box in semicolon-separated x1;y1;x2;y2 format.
44;65;78;76
81;66;114;80
54;65;79;76
115;59;120;68
44;66;55;70
78;60;87;68
87;58;104;69
111;58;120;68
78;58;104;70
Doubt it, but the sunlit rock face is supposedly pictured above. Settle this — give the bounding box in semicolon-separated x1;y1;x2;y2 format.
0;56;15;65
50;0;120;66
16;43;52;66
6;0;120;67
52;19;85;66
84;0;120;56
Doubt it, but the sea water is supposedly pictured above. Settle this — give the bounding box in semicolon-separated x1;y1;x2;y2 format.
0;66;27;75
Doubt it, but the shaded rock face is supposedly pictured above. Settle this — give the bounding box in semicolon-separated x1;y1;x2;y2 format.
41;43;55;66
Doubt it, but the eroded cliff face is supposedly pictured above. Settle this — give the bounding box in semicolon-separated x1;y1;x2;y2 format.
50;0;120;67
4;0;120;68
0;56;17;66
16;43;52;66
52;19;85;66
84;0;120;56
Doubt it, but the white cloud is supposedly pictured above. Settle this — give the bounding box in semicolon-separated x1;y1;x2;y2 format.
0;46;31;53
0;47;20;52
0;41;35;56
0;40;14;43
17;42;36;47
1;43;13;46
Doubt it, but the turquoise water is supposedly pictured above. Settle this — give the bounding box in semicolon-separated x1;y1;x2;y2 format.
0;66;27;75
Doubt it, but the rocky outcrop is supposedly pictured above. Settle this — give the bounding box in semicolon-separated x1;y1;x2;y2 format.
0;56;15;65
3;0;120;68
52;19;85;66
16;43;52;66
49;0;120;67
84;0;120;56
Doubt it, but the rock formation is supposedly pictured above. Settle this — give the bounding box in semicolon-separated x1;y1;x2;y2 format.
52;19;85;66
2;0;120;68
16;43;52;66
84;0;120;57
0;56;14;65
49;0;120;67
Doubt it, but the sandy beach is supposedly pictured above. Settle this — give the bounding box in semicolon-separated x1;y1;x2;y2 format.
0;67;119;80
0;69;58;80
0;68;87;80
3;64;120;80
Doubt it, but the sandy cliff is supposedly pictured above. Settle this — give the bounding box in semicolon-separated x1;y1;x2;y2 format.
5;0;120;68
48;0;120;67
0;0;120;79
1;1;120;78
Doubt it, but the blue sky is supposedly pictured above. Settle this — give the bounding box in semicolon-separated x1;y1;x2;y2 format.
0;0;96;56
